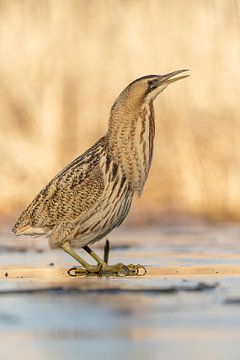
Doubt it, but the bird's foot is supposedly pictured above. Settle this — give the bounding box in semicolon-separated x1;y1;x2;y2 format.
100;263;147;276
67;263;147;277
101;263;147;276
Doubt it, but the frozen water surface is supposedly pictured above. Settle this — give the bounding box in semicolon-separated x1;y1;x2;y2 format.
0;221;240;360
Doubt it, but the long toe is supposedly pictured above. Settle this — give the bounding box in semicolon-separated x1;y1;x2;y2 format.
67;265;102;277
100;263;130;276
102;263;147;276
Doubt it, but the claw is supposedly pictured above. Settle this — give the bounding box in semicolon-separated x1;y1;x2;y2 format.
67;267;77;277
135;264;147;276
67;267;89;277
126;264;147;276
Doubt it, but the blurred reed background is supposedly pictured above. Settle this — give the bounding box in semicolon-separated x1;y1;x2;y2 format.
1;0;240;225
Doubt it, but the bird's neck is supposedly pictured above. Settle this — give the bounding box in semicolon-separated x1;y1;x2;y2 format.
107;100;155;195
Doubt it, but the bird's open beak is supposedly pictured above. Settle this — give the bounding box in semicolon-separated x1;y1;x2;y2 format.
158;69;190;86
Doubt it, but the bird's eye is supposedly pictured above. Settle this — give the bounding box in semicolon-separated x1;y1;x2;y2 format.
148;80;154;86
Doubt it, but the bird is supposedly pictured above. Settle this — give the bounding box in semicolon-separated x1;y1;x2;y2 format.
12;70;189;276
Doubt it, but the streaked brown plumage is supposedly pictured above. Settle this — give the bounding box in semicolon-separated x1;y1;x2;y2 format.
12;70;189;276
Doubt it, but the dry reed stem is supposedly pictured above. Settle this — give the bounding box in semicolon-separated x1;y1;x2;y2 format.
0;0;240;221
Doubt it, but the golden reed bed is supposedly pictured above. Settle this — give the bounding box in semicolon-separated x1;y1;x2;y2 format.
0;0;240;222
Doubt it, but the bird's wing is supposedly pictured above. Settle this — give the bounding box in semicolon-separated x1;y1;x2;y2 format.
13;137;107;234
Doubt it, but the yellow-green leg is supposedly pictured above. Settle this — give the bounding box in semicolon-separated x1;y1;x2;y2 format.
83;245;130;275
63;240;147;277
62;241;101;274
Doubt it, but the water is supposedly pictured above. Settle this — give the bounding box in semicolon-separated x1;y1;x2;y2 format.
0;220;240;360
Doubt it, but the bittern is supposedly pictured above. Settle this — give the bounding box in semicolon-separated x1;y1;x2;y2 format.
12;70;189;276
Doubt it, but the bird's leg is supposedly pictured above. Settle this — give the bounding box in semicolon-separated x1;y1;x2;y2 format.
83;245;107;267
84;244;130;275
103;239;110;264
62;241;101;275
63;241;146;277
83;244;147;276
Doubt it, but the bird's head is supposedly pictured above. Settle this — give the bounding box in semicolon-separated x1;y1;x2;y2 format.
130;69;190;101
113;70;189;111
